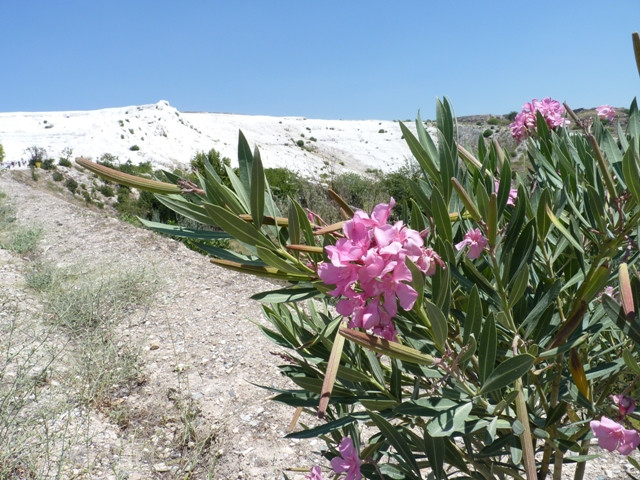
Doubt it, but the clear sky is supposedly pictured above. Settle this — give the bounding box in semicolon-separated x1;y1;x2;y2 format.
2;1;639;120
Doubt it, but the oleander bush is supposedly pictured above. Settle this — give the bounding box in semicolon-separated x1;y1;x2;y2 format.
76;33;640;480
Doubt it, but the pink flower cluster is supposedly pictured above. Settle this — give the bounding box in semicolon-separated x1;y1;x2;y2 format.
509;97;569;143
317;198;444;341
590;416;640;455
596;104;616;122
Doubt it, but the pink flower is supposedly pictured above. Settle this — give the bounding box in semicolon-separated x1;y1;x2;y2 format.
509;97;569;142
612;394;636;417
330;437;362;480
590;416;640;455
306;466;324;480
318;198;444;340
455;228;488;259
596;105;616;122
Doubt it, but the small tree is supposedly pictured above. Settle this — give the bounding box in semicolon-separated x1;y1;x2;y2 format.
25;146;47;168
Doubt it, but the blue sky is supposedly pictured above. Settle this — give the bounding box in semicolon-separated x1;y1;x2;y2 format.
2;1;639;120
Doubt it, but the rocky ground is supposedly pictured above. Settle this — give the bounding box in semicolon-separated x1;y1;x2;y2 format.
0;167;638;480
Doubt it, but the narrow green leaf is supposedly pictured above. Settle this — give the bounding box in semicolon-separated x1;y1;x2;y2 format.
508;263;529;306
224;163;250;212
237;130;254;195
431;187;452;243
623;349;640;375
423;431;446;480
479;354;535;394
400;121;439;181
138;218;232;240
479;314;497;383
463;285;482;344
256;246;308;275
424;299;448;350
368;411;422;477
155;194;217;226
202;202;273;249
250;149;265;229
286;414;362;439
546;205;584;253
251;286;319;303
451;177;482;223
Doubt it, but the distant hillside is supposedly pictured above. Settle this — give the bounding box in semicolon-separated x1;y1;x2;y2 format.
0;101;626;178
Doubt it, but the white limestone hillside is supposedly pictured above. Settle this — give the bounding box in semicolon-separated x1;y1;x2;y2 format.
0;100;427;177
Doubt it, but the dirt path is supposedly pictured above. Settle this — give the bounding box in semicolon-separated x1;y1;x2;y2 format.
0;172;319;479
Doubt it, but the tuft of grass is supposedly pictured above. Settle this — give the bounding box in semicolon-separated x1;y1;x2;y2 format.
1;226;42;255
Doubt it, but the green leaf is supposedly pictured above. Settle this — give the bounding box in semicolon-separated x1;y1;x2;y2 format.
138;218;232;240
431;187;452;243
546;204;584;254
623;349;640;375
368;411;422;478
286;414;364;439
155;194;217;226
479;314;497;383
508;263;529;306
427;402;473;437
423;431;446;480
400;121;439;182
202;202;273;250
250;148;265;229
251;286;319;303
463;285;482;344
256;246;308;275
423;299;448;351
452;177;482;223
479;354;535;394
237;130;254;196
603;294;640;344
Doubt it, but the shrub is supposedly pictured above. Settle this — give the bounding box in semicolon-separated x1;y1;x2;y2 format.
487;116;501;125
190;148;232;189
41;158;56;170
52;171;63;182
129;145;140;151
97;184;115;197
74;35;640;477
25;146;47;168
296;139;304;147
65;178;78;194
483;128;493;137
58;158;72;167
0;144;4;163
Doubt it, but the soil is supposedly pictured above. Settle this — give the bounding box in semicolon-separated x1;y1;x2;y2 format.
0;169;637;480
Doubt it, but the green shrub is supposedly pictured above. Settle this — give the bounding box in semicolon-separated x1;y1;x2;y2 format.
65;178;78;194
41;158;56;170
52;171;63;182
190;148;232;188
97;184;115;197
25;146;47;168
483;128;493;137
296;139;304;148
58;158;72;167
0;144;4;163
487;116;500;125
129;145;140;151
